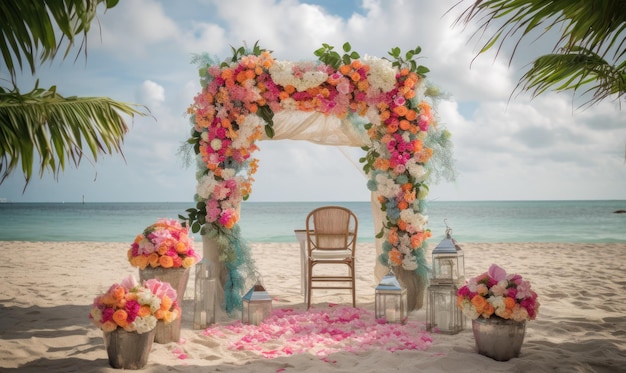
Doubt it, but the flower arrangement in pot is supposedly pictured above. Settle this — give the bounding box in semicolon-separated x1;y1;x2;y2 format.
127;218;200;343
127;218;200;270
456;264;540;361
89;275;180;369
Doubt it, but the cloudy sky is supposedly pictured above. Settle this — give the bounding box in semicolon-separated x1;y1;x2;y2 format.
1;0;624;203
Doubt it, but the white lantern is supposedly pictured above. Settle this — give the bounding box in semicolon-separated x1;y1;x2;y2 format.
242;281;272;326
431;223;465;286
375;269;407;324
193;258;216;329
426;283;464;334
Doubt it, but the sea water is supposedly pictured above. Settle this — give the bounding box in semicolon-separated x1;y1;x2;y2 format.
0;200;624;243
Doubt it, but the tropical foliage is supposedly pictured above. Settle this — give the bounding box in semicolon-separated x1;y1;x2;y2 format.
451;0;626;106
0;0;147;186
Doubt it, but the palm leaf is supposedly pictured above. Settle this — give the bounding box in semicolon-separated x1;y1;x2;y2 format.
450;0;626;104
0;85;148;186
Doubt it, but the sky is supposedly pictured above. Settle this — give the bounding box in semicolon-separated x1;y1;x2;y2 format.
1;0;625;203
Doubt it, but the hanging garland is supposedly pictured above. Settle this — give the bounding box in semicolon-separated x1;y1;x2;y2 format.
182;42;454;313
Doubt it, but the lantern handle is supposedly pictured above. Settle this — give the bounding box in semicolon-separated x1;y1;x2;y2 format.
444;218;453;238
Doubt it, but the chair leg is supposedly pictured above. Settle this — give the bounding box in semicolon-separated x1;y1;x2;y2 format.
306;261;312;309
351;265;356;308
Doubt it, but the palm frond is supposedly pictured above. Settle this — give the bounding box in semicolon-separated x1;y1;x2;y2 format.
0;85;148;186
0;0;117;82
517;48;626;106
451;0;626;105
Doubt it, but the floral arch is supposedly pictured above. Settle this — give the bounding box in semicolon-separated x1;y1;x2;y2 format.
184;43;454;313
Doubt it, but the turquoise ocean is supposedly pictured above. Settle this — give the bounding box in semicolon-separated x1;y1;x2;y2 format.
0;200;624;244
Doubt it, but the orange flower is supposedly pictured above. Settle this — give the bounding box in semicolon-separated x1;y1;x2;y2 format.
338;65;352;75
157;244;169;256
392;105;408;117
137;305;152;318
284;85;296;94
182;256;196;269
397;219;407;231
398;201;409;210
159;255;174;268
470;295;488;314
101;320;118;332
373;158;390;171
389;249;402;266
399;120;410;131
131;255;149;270
174;241;187;254
148;252;160;267
386;122;398;133
388;228;399;245
160;295;174;312
351;60;362;69
112;310;129;327
405;109;417;121
350;71;361;82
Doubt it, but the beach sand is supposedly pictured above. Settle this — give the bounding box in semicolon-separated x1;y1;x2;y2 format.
1;241;625;372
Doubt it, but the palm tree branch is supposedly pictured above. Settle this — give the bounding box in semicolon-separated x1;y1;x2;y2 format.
0;85;148;185
517;48;626;106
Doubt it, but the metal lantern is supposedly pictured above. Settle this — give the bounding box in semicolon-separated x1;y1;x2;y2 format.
242;280;273;326
193;258;216;329
426;283;464;334
427;220;465;334
431;222;465;286
375;269;408;324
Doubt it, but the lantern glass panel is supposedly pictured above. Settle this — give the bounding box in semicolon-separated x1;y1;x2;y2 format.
193;258;216;329
375;289;407;324
426;284;464;334
242;283;273;326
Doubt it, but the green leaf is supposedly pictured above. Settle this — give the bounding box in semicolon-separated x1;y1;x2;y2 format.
342;42;351;52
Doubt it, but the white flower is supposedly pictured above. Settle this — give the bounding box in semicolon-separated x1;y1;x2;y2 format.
402;255;418;271
196;175;217;200
269;60;328;92
132;315;157;334
362;55;397;92
233;115;263;149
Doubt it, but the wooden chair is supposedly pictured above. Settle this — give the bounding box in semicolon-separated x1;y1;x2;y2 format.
305;206;358;309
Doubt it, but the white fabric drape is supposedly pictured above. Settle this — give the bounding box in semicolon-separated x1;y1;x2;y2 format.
262;111;370;147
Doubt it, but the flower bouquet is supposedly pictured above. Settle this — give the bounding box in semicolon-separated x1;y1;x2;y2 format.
89;275;180;333
89;275;180;369
127;218;201;270
457;264;540;361
456;264;540;322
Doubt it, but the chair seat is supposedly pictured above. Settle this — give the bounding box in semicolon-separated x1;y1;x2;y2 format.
310;250;352;260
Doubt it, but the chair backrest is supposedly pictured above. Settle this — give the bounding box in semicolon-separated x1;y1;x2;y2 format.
306;206;358;253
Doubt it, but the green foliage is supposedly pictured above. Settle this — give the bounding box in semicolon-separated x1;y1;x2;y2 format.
0;83;146;185
388;45;430;77
314;42;360;68
0;0;149;186
451;0;626;105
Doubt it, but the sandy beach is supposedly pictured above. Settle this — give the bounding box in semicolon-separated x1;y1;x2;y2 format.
1;241;625;372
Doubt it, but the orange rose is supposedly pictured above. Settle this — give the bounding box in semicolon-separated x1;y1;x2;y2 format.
338;65;351;75
112;310;129;327
160;295;174;312
392;105;408;117
154;309;165;320
389;249;402;266
157;244;169;256
470;294;488;314
174;241;187;254
159;255;174;268
182;256;196;269
148;252;160;267
137;305;152;318
398;201;409;210
101;320;118;332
